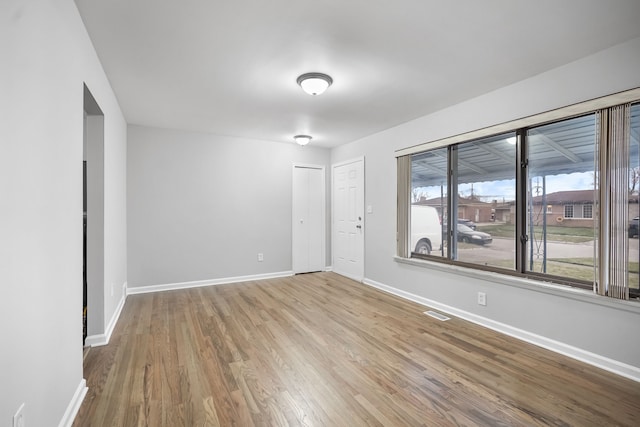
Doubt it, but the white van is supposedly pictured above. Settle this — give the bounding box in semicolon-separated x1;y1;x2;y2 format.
410;205;443;255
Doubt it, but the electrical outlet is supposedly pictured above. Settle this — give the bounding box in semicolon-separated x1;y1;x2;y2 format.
477;292;487;306
13;403;25;427
257;253;264;262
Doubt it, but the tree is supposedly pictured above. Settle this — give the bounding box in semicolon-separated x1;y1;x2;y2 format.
412;188;428;202
630;167;640;195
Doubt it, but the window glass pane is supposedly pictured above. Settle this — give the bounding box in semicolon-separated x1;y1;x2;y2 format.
564;205;574;218
454;133;516;269
411;148;447;257
526;114;597;282
629;103;640;295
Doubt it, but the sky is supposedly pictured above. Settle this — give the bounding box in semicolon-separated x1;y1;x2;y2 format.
415;171;596;203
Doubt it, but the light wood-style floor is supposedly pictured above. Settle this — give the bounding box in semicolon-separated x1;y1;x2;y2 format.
74;272;640;426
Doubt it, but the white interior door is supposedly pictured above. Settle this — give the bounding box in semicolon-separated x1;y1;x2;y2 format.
292;165;325;274
332;158;364;281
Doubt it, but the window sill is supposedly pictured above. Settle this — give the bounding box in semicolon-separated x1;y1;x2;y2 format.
394;256;640;314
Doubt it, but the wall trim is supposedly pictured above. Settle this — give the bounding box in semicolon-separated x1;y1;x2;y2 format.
127;271;294;295
58;378;87;427
84;283;127;347
362;277;640;383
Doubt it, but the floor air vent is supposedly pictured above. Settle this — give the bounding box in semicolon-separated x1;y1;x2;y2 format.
424;310;450;321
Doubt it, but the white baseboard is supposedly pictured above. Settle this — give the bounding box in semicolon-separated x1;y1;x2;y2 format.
362;277;640;383
84;285;127;347
58;378;87;427
333;270;363;283
126;271;294;295
324;266;333;272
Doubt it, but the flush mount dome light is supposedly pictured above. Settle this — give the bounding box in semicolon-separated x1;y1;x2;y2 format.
296;72;333;96
294;135;312;146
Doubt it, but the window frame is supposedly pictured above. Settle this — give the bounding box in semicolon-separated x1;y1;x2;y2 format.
397;89;640;300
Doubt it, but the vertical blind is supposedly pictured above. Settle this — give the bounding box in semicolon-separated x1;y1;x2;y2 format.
597;104;631;299
397;156;411;258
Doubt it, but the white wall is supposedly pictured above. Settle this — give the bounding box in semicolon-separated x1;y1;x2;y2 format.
127;125;331;288
332;37;640;377
0;1;127;425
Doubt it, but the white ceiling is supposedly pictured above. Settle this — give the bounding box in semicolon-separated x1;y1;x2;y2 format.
74;0;640;148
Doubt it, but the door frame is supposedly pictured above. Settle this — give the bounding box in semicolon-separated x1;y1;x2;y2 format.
331;156;365;281
292;163;326;274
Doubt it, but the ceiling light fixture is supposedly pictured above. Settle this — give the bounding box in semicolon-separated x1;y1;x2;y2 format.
294;135;312;146
296;72;333;96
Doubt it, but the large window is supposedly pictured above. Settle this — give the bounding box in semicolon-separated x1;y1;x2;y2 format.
409;134;516;267
410;148;447;257
454;134;516;269
526;114;596;282
398;91;640;301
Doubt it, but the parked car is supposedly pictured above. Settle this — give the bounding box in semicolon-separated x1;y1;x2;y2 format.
457;224;492;245
410;205;443;255
457;218;476;230
630;217;639;238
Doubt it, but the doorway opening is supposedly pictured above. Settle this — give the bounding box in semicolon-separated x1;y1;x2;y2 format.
83;84;104;346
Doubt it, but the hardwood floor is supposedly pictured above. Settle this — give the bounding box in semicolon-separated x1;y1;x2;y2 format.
74;272;640;426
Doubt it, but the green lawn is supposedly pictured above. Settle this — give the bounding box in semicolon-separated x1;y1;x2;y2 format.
476;257;639;289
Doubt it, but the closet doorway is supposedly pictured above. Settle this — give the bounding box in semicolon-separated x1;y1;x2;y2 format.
292;165;325;274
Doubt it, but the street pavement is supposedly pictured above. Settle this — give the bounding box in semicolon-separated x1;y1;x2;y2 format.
456;236;639;263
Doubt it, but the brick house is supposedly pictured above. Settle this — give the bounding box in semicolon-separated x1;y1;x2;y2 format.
529;190;639;227
531;189;595;227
